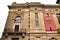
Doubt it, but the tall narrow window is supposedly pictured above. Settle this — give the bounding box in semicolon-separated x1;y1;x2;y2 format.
12;38;19;40
56;13;60;24
35;13;39;27
14;25;19;32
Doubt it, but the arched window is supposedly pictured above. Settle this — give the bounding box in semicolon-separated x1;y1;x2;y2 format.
49;38;57;40
14;16;21;23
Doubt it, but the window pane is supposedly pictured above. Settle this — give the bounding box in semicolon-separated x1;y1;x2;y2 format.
35;13;39;27
14;25;19;32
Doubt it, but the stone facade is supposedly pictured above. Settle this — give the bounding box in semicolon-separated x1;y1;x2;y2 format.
1;2;60;40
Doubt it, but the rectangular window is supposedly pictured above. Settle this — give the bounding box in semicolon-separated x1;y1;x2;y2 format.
14;25;19;32
12;38;19;40
56;13;60;24
35;13;39;27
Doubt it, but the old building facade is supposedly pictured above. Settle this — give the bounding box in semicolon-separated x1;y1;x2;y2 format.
1;2;60;40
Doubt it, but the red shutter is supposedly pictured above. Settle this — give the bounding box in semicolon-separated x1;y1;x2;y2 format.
43;13;56;31
49;13;56;31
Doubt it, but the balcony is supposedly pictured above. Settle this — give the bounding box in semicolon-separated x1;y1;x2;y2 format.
4;28;26;34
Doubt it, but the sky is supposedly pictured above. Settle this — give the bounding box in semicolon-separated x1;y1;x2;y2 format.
0;0;57;38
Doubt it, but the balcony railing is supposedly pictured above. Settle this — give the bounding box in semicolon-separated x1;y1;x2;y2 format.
4;28;58;33
4;28;26;33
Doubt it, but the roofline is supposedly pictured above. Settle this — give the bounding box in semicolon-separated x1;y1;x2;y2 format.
8;2;60;9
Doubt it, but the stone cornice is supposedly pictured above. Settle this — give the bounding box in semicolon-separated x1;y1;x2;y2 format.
8;2;60;9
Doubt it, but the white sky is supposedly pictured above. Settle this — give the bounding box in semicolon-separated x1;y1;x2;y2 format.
0;0;57;38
